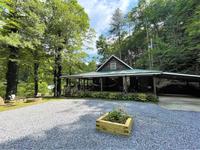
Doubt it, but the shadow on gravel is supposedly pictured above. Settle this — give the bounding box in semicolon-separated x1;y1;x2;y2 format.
0;100;200;150
0;113;133;150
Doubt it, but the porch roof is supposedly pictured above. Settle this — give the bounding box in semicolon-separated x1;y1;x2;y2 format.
61;69;200;81
61;69;162;78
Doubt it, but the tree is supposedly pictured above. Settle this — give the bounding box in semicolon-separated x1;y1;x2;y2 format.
45;0;89;96
0;0;92;99
20;0;46;97
0;0;24;100
0;0;47;100
109;8;125;59
98;0;200;75
96;35;111;63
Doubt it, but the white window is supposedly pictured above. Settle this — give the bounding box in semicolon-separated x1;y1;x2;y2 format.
110;62;116;70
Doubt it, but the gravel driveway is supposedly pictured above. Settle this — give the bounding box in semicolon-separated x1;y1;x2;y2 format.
159;96;200;112
0;99;200;150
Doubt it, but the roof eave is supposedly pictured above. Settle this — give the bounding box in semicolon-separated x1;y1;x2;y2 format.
61;72;162;78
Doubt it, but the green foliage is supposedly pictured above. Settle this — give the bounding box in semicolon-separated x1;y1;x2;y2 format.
38;82;48;96
97;0;200;74
96;8;126;63
0;0;92;98
0;82;6;98
96;35;112;62
70;91;158;102
146;93;158;102
104;108;130;124
136;93;147;102
17;82;49;97
18;82;34;97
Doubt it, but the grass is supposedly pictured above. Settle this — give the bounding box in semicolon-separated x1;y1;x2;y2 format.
0;98;65;112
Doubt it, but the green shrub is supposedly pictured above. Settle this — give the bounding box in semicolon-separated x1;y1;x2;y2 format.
70;91;158;102
18;82;50;97
136;93;147;102
38;82;48;96
146;93;159;102
103;108;130;124
0;82;6;98
126;93;138;100
107;92;119;99
18;82;34;97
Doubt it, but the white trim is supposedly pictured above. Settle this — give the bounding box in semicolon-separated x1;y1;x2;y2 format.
61;71;200;79
96;55;133;71
162;72;200;78
61;72;161;78
110;62;117;70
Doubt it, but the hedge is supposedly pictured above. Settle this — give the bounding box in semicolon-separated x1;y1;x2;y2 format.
70;91;158;102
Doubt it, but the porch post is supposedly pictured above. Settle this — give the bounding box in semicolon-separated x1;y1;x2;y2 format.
65;78;68;86
69;78;71;94
79;78;81;90
153;77;157;95
100;78;103;92
83;79;85;91
123;76;127;93
87;79;88;89
78;78;80;90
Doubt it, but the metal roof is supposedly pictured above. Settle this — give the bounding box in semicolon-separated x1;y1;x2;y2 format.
61;55;200;80
61;69;162;78
61;69;200;80
162;72;200;79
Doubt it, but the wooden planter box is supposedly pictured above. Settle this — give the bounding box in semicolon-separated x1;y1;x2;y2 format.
96;113;133;136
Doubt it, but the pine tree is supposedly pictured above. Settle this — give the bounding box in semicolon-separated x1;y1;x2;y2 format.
109;8;125;59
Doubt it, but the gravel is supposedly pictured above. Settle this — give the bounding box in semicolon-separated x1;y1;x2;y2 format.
0;99;200;150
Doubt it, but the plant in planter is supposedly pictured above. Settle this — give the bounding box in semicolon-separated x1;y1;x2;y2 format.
96;108;133;136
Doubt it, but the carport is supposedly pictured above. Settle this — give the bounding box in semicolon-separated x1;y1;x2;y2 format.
157;72;200;97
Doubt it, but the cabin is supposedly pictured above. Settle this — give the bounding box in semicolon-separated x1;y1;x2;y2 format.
61;55;200;97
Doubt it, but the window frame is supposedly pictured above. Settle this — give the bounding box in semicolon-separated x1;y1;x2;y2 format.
110;62;117;70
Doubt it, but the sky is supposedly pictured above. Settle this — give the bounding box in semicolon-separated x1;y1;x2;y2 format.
78;0;139;61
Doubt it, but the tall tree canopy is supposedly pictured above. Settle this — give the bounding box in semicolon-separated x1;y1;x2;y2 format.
0;0;94;100
97;0;200;75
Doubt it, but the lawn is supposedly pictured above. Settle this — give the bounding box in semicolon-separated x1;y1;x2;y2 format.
0;100;45;112
0;98;64;112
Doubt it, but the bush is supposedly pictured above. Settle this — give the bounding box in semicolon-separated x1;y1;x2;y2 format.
136;93;147;102
0;82;6;98
18;82;49;97
70;91;158;102
18;82;34;97
146;93;159;102
38;82;48;96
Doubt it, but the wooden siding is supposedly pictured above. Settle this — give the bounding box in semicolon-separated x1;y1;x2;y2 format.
98;57;131;72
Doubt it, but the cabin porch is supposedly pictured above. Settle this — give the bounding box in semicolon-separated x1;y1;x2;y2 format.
63;75;157;96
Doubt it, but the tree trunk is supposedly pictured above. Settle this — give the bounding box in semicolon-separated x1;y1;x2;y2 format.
56;48;62;97
54;31;63;97
5;47;19;101
34;62;39;97
53;63;57;97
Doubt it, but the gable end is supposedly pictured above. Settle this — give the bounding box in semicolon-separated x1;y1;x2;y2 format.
96;55;133;72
